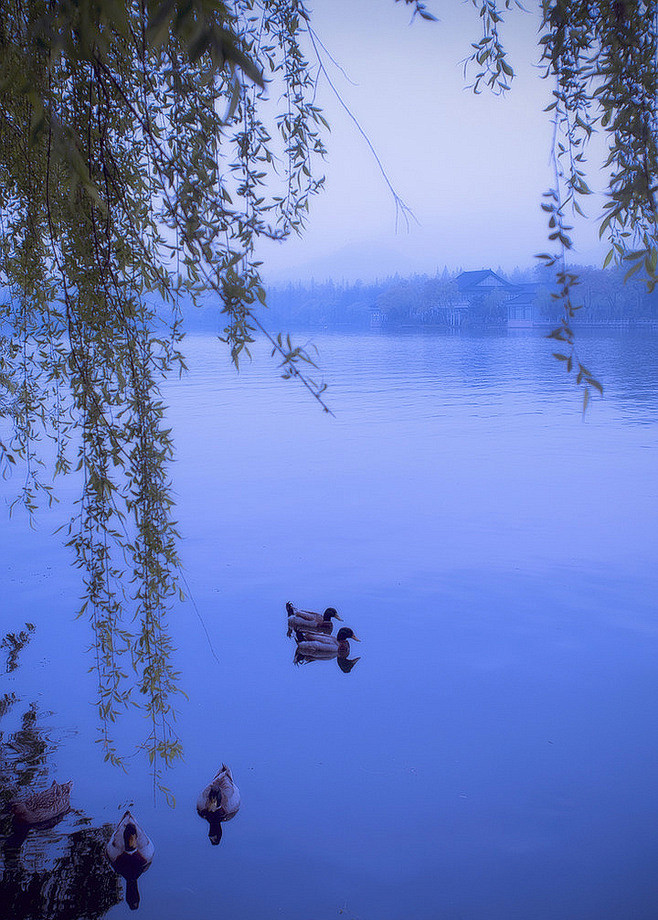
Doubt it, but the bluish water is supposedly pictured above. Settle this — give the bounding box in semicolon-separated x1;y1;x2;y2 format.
2;330;658;919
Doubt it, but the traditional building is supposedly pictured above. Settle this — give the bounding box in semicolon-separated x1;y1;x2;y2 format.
456;270;541;326
368;304;385;328
455;269;513;299
505;283;542;328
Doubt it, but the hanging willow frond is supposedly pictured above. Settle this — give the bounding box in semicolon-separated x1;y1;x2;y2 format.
536;1;658;403
0;0;327;785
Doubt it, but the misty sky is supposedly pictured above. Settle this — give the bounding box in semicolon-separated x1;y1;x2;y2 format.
258;0;608;283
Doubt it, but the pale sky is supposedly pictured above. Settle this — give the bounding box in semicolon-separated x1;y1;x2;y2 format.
258;0;608;283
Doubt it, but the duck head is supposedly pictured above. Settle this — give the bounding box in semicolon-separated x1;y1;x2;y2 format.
123;822;138;853
336;628;359;642
207;788;223;813
323;607;342;622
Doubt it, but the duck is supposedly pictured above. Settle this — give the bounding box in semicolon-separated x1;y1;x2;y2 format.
196;764;240;845
106;810;154;910
10;779;73;826
286;601;342;637
294;626;360;659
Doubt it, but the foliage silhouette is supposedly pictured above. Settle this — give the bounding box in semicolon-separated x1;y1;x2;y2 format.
0;0;328;784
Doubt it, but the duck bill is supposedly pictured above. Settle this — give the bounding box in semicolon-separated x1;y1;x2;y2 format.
350;634;360;642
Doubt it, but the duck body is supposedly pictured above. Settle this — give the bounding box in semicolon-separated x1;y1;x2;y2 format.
106;810;154;880
294;627;359;659
197;764;240;845
286;602;341;637
10;780;72;826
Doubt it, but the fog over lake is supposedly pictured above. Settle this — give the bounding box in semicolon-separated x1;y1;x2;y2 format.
257;1;608;283
2;329;657;919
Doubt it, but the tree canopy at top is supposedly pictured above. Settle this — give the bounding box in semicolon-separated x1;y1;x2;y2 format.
0;0;330;784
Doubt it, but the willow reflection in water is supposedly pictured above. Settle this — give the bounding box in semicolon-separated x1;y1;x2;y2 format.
0;625;122;920
1;824;121;920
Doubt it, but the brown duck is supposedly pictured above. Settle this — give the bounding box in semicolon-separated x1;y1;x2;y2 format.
10;780;72;826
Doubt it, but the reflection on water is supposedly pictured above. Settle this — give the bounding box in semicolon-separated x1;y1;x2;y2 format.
2;624;35;674
196;764;241;846
0;626;121;919
293;648;361;673
1;823;121;920
1;632;59;811
0;703;52;796
1;331;658;919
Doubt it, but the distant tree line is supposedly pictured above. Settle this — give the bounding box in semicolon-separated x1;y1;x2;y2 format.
252;267;658;332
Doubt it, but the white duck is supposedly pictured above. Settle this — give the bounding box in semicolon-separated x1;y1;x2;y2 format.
286;601;342;637
106;810;154;910
196;764;240;845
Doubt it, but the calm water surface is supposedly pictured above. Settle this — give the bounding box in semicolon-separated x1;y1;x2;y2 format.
2;330;658;919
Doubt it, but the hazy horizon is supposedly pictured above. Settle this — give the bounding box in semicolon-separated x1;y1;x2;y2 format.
257;0;609;285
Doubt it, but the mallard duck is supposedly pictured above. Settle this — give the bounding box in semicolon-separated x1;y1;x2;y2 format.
10;779;72;826
196;764;240;845
106;810;154;910
294;626;360;659
286;601;342;637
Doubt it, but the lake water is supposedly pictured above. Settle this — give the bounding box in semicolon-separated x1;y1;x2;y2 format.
1;330;658;919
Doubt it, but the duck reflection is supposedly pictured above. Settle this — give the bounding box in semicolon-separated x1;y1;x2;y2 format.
197;764;241;845
106;811;154;910
1;623;121;919
293;628;361;673
286;601;342;636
